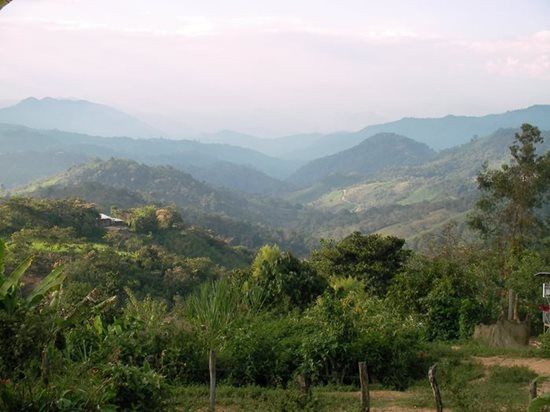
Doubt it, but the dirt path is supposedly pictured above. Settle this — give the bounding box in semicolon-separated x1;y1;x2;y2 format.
330;390;434;412
473;356;550;375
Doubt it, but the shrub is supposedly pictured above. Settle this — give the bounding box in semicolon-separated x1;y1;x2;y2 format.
103;362;168;411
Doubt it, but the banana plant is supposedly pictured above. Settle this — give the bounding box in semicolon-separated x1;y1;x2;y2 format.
0;239;66;314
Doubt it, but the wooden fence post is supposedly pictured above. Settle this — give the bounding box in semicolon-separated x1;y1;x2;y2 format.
530;378;538;401
41;348;50;385
358;362;370;412
428;364;443;412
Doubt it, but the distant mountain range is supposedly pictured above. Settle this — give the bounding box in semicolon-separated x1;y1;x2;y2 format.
10;125;550;252
195;105;550;159
2;98;549;161
356;105;550;150
0;123;300;190
2;96;549;251
0;97;163;138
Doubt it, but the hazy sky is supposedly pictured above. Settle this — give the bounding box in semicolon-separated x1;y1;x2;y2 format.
1;0;550;136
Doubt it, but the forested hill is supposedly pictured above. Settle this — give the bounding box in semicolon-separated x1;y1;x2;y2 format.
285;127;550;247
0;197;252;294
18;158;332;252
287;133;436;187
184;162;291;194
21;158;267;222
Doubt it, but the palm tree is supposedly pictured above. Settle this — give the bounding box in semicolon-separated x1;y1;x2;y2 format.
186;280;241;411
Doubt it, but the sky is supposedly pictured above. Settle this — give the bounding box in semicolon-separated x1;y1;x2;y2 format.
1;0;550;137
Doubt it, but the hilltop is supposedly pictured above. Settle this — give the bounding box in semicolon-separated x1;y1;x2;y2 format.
0;97;162;138
287;133;436;187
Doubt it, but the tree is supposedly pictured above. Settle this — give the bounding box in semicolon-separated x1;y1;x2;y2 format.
248;245;327;310
468;123;550;253
311;232;410;296
128;206;159;234
185;280;241;411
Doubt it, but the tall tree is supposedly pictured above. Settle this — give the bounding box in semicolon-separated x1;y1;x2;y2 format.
248;245;327;310
468;123;550;253
311;232;410;296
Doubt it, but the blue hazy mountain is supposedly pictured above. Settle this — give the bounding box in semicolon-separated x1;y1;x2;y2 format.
0;97;163;138
287;133;436;187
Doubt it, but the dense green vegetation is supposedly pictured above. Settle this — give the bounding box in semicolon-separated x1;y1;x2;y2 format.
0;123;548;411
287;133;435;187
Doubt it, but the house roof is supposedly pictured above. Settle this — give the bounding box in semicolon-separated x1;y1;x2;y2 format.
99;213;125;223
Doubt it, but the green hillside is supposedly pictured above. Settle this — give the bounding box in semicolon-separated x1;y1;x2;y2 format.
0;123;299;190
17;159;325;254
287;133;436;187
290;128;550;247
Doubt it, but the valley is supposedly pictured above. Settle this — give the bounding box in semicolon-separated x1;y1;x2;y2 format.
1;100;548;254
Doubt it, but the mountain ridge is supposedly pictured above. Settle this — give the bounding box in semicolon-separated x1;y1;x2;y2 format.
287;133;436;187
0;97;163;138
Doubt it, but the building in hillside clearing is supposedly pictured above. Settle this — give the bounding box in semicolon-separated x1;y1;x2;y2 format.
98;213;126;228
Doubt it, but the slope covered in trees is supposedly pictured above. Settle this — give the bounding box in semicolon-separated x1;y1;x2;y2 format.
0;123;300;190
0;126;549;410
287;133;436;187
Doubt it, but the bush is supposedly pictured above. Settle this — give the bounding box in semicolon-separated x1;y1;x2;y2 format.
103;362;168;411
0;362;116;412
223;314;311;387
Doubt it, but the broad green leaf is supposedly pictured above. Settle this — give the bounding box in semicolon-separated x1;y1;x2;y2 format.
62;288;116;327
529;392;550;412
93;315;104;335
26;265;66;306
0;256;32;298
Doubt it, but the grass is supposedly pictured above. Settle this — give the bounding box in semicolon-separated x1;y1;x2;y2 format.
454;340;540;358
398;185;438;205
169;341;546;411
171;385;362;411
31;241;108;253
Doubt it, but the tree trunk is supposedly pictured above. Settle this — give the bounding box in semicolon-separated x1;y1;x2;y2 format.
508;289;515;321
41;348;50;385
209;349;216;412
513;293;519;321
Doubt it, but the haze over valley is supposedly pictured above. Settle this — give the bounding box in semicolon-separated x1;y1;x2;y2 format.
1;96;548;252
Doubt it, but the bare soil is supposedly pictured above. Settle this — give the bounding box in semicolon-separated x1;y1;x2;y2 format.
473;356;550;375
